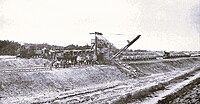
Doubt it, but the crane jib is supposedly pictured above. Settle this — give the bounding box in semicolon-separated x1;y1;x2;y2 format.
127;35;141;47
110;35;141;60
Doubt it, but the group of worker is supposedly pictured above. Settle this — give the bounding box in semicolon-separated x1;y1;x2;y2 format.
52;53;97;68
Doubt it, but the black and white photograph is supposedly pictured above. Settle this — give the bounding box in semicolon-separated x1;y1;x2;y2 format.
0;0;200;103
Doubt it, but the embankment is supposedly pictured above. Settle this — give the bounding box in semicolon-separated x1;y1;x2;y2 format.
0;65;129;98
0;58;50;69
129;57;200;75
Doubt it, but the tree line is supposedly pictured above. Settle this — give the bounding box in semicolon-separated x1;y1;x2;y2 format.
0;40;91;58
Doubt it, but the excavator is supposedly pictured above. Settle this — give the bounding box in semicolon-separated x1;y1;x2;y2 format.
90;32;141;77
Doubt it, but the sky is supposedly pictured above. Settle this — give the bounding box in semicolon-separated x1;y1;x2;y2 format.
0;0;200;51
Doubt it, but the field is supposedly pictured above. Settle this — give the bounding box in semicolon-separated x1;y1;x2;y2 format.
0;56;200;104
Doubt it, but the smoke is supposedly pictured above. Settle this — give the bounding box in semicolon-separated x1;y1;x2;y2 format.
190;1;200;50
191;2;200;33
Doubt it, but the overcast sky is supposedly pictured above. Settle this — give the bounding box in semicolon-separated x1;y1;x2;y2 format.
0;0;200;51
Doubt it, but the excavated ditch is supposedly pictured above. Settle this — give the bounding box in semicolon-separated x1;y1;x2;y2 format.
0;57;200;103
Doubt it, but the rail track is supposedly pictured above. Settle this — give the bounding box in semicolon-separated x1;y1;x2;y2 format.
0;66;52;73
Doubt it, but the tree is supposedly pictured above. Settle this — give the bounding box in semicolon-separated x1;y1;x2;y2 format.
0;40;20;55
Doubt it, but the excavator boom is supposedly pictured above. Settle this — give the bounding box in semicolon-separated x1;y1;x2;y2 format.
110;35;141;60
